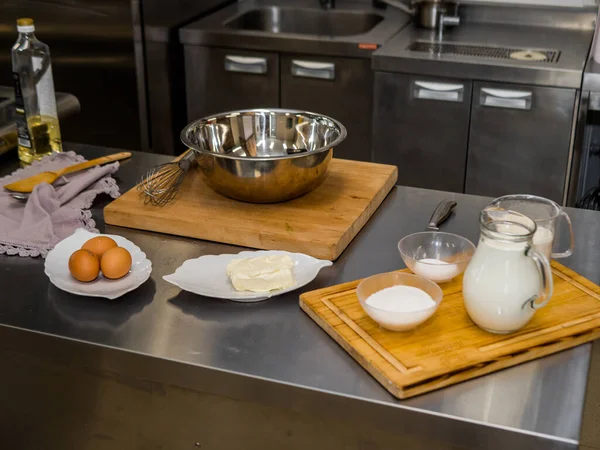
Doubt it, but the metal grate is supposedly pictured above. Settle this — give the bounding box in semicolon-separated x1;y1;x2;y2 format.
407;41;561;64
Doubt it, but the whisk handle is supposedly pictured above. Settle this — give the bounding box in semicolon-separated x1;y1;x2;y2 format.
175;149;194;162
178;149;195;170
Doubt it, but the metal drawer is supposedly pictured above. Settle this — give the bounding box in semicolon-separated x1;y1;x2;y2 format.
281;55;373;162
372;73;472;192
465;82;576;203
184;46;279;120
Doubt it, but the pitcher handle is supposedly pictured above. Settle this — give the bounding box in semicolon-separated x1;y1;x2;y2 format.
551;210;575;259
525;247;554;310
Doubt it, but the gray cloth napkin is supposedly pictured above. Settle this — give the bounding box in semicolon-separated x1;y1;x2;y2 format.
0;151;120;257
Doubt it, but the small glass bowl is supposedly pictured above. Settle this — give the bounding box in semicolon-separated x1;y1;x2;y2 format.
398;232;476;283
356;272;443;331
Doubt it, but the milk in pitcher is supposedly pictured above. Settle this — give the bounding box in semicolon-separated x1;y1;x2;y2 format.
463;211;553;334
487;194;574;260
532;226;554;260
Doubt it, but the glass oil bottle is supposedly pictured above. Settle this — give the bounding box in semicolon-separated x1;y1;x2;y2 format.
12;18;62;164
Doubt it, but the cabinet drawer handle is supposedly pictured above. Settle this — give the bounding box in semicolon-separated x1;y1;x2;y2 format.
224;55;267;74
413;81;464;102
480;88;532;110
291;60;335;80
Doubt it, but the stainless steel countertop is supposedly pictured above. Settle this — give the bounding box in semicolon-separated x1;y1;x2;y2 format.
1;143;599;449
179;0;410;58
373;22;593;88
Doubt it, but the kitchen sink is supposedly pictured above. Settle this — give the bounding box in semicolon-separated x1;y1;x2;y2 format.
224;6;384;37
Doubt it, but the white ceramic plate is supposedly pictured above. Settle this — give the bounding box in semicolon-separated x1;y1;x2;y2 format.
45;228;152;299
163;250;332;302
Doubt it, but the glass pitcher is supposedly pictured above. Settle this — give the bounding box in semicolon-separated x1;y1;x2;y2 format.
463;209;553;334
487;194;574;260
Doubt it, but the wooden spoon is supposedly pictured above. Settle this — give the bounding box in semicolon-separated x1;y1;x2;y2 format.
3;152;132;193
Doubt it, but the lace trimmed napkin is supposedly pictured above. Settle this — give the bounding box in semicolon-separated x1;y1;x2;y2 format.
0;151;120;257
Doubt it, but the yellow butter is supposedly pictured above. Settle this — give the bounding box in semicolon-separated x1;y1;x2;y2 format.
226;254;295;293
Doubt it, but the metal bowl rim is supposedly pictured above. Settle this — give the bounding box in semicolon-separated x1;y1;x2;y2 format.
180;108;347;161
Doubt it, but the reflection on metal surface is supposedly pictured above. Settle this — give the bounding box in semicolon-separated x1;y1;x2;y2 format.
224;6;384;36
407;41;561;63
179;0;409;58
47;280;155;331
415;345;588;443
0;145;599;448
183;110;344;158
181;108;346;203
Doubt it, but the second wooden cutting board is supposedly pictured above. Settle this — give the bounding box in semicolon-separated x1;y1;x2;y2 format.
104;158;398;260
300;262;600;399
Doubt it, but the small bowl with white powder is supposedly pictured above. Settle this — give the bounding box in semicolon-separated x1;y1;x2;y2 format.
398;232;476;283
357;272;443;331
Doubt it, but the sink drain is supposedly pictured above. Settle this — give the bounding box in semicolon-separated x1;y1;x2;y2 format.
509;50;547;61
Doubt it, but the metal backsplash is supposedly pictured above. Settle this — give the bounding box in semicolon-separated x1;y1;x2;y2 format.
460;2;598;29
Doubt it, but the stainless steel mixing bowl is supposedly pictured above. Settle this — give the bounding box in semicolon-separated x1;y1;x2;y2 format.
180;108;347;203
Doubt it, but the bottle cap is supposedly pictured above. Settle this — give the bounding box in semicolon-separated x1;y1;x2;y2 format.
17;18;35;33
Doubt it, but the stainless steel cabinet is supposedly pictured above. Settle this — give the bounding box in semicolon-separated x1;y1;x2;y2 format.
184;46;374;162
372;72;472;192
465;82;576;203
281;55;373;162
145;40;187;154
184;46;279;120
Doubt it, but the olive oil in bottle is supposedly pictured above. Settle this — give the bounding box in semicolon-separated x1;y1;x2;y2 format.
11;18;62;164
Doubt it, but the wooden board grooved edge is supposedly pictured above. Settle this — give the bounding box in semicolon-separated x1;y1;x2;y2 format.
400;328;600;398
321;298;421;374
553;268;600;300
104;158;398;261
479;312;600;352
299;261;600;399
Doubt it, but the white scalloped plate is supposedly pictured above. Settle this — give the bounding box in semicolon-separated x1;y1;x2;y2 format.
163;250;332;303
45;228;152;299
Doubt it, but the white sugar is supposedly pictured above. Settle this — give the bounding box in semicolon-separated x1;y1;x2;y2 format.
365;285;435;312
412;258;462;282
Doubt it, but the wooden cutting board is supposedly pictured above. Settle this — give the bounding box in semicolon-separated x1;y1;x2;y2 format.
300;262;600;399
104;158;397;260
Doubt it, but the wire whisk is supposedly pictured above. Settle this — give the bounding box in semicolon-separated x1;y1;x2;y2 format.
577;181;600;211
137;149;195;206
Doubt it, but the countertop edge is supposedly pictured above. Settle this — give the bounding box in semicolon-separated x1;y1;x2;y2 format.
0;322;580;450
371;54;584;89
580;340;600;449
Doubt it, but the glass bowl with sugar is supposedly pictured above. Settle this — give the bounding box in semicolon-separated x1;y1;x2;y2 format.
356;272;443;331
398;232;476;283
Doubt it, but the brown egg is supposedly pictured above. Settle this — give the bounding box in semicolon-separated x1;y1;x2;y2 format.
82;236;118;260
69;249;100;282
100;247;132;280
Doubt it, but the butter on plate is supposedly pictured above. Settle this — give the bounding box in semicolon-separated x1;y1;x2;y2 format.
226;254;296;293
